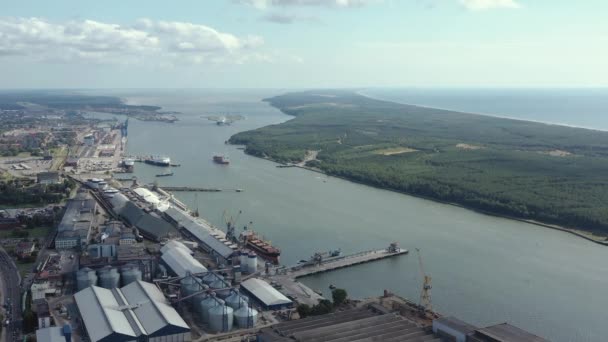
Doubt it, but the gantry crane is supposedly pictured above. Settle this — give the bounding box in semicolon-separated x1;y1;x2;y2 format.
415;248;433;314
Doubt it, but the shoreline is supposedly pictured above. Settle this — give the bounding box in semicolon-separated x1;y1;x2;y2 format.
356;90;608;133
238;148;608;247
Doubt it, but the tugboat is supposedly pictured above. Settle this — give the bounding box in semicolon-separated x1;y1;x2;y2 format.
240;230;281;264
213;155;230;165
155;172;174;177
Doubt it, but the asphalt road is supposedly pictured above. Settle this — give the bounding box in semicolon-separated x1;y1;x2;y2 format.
0;247;22;342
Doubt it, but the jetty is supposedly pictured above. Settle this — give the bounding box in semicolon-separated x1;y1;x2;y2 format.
161;186;243;192
268;243;407;306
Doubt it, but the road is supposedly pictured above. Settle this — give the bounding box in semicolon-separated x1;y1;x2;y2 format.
0;247;22;342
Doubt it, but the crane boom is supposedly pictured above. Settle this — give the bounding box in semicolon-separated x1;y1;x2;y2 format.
415;248;433;313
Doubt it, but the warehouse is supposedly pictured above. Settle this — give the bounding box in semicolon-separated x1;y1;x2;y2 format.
160;241;207;277
241;278;293;310
116;200;174;241
55;191;96;249
74;280;191;342
164;206;236;265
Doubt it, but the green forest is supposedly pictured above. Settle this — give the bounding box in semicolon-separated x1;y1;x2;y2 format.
230;90;608;236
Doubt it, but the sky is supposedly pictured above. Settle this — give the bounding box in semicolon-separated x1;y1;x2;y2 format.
0;0;607;88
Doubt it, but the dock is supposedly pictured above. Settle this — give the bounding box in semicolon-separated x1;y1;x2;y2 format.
161;186;243;192
290;248;408;279
269;245;408;307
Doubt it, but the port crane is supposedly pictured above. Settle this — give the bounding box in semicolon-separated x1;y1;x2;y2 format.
223;210;242;242
416;248;433;314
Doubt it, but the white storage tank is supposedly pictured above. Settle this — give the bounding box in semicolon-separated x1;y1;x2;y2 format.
225;289;249;310
208;304;234;333
76;267;97;290
121;265;142;286
199;294;223;323
234;306;258;328
181;275;202;304
97;267;120;289
247;252;258;274
192;285;209;314
239;251;248;273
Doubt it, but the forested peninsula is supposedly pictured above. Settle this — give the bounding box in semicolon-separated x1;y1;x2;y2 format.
230;90;608;239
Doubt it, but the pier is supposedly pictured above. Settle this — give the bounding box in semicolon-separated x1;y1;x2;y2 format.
268;244;408;306
161;186;243;192
290;248;408;279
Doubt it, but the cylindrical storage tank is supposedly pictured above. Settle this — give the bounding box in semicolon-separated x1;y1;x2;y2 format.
234;306;258;328
76;268;97;290
202;272;223;285
210;279;231;299
199;295;223;323
98;267;120;289
225;290;249;310
247;252;257;274
181;276;202;304
191;286;209;314
208;304;234;333
239;251;248;273
121;265;142;286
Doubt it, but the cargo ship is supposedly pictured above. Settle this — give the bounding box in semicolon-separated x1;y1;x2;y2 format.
144;156;171;167
155;172;174;177
213;155;230;165
240;230;281;264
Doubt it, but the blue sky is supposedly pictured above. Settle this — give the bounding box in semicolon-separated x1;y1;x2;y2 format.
1;0;606;88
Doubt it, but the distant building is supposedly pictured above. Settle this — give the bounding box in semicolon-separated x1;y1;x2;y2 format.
432;316;477;342
55;191;97;249
37;171;61;185
64;157;79;167
241;278;293;310
35;299;51;329
0;217;20;230
15;241;36;259
36;325;72;342
83;134;95;146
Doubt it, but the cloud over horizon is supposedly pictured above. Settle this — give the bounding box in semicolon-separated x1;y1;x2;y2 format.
234;0;376;9
0;17;264;66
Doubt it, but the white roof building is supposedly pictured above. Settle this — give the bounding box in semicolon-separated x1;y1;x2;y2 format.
161;244;207;277
74;280;191;342
241;278;293;310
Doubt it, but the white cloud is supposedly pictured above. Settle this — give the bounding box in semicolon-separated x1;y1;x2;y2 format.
459;0;521;11
234;0;376;9
0;17;264;65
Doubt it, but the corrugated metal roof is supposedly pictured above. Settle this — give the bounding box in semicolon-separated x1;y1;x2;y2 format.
164;206;235;259
160;240;191;255
241;278;292;307
35;327;67;342
74;281;190;341
133;187;161;205
475;323;549;342
161;246;207;277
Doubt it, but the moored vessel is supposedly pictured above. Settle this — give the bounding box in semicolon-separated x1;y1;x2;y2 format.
240;230;281;264
144;156;171;167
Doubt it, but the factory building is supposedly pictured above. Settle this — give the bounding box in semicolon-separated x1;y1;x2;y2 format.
74;280;191;342
432;316;477;342
108;193;174;241
240;278;293;310
164;206;236;265
55;191;96;250
160;240;207;277
35;325;72;342
468;323;549;342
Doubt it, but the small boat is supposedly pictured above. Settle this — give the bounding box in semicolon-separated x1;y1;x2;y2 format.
213;155;230;165
155;172;174;177
235;189;243;192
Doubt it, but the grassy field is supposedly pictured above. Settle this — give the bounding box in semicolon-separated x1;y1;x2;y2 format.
230;90;608;235
0;226;53;239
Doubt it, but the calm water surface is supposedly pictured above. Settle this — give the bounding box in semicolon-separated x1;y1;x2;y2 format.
90;89;608;342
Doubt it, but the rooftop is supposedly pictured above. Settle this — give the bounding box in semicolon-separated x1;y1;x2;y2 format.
241;278;292;307
473;323;549;342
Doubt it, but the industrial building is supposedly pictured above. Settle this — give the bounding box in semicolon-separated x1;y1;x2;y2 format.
74;280;191;341
35;325;72;342
107;192;174;241
432;316;478;342
160;240;208;277
164;206;236;265
468;323;549;342
55;191;97;249
240;278;293;310
258;306;438;342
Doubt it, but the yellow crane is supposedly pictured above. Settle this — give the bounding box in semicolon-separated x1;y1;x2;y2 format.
416;248;433;314
223;209;242;241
